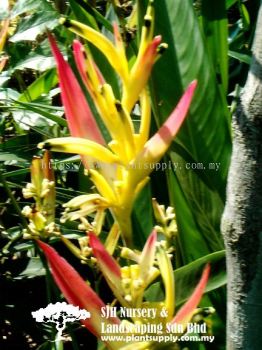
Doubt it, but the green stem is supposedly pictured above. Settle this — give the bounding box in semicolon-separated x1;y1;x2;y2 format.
115;213;133;247
0;171;28;228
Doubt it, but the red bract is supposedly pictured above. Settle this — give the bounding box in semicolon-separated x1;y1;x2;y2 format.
172;264;211;326
37;240;122;350
48;33;104;144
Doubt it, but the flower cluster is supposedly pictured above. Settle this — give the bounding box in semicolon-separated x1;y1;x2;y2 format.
38;0;197;246
22;151;58;239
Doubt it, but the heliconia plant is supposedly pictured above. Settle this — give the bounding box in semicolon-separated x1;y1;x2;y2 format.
38;0;197;246
37;233;210;349
14;1;220;347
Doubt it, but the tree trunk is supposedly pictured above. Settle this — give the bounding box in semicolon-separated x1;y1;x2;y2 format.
221;3;262;350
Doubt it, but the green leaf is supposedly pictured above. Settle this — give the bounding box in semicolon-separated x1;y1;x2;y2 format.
12;110;56;132
14;101;67;127
0;134;42;163
199;0;228;93
2;168;30;178
13;54;55;72
138;0;231;264
145;250;226;307
228;50;251;65
226;0;238;10
10;38;62;73
11;0;41;18
15;257;46;279
68;0;99;30
0;88;19;100
10;7;59;43
69;0;113;32
240;3;250;30
18;69;58;102
0;151;30;163
166;168;216;264
132;183;154;249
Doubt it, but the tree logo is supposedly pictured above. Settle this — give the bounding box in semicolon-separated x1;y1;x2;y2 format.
32;302;91;340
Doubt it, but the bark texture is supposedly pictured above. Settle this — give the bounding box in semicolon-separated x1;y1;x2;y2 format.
221;3;262;350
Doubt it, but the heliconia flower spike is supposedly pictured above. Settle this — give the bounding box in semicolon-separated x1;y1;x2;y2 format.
130;81;198;184
41;0;197;246
171;264;211;330
48;33;105;144
89;232;128;307
37;240;124;350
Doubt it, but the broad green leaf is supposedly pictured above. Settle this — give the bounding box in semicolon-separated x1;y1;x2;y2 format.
11;0;41;18
10;38;64;73
138;0;231;265
132;183;154;249
10;11;59;43
166;168;213;264
145;250;226;307
169;152;225;257
199;0;228;93
13;54;55;72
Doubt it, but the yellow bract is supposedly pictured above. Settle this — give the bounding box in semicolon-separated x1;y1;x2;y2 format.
39;137;121;164
59;17;129;85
